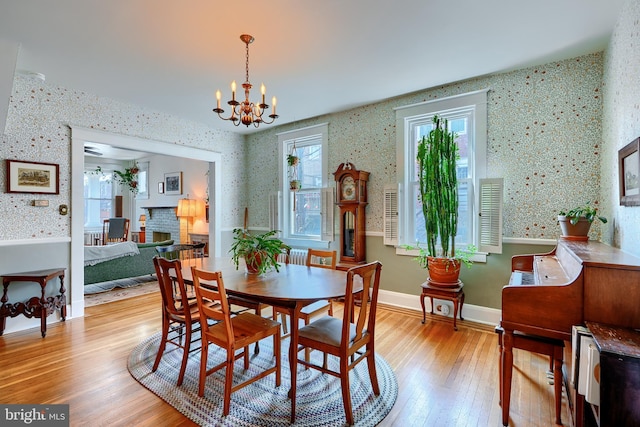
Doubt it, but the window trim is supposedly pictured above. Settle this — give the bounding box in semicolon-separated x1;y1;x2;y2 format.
277;123;330;247
394;89;490;260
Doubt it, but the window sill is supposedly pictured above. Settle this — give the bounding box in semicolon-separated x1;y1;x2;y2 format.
395;246;487;263
282;238;331;250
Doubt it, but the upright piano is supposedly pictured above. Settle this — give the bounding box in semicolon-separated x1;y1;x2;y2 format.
500;239;640;426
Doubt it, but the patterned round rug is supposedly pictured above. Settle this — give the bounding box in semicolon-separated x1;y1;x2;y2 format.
128;332;398;426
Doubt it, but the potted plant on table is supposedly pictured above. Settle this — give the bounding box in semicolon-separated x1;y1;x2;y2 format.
229;228;290;274
558;202;607;241
412;115;474;287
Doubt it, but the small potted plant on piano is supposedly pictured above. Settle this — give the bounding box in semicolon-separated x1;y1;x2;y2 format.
557;202;607;241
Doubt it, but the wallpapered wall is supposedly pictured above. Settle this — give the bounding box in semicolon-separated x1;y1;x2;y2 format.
246;53;605;241
602;0;640;258
0;75;245;241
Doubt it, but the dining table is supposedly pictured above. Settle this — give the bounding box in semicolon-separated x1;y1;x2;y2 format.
177;256;359;424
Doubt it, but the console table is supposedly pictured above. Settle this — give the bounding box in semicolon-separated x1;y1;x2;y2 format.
1;268;66;337
420;280;465;331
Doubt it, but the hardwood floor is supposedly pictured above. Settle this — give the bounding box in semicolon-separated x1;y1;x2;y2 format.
0;291;568;426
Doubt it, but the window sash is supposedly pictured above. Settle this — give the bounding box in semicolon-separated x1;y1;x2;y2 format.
406;109;475;247
84;170;114;228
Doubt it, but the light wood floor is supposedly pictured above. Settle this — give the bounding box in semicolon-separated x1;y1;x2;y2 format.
0;291;568;426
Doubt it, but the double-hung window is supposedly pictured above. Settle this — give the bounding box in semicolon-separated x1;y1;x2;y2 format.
276;123;332;247
84;166;115;229
393;89;501;258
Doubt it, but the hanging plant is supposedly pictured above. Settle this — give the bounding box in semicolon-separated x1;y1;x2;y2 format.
289;179;301;191
92;163;140;195
287;154;299;166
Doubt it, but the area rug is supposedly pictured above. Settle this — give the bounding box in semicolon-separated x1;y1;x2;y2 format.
84;281;159;307
128;333;398;426
84;274;157;295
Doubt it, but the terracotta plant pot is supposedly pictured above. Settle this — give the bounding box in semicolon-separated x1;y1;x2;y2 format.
245;252;265;274
558;215;591;241
427;256;462;288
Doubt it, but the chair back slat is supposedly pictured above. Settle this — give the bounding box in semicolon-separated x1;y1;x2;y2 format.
344;261;382;344
153;256;193;319
306;249;337;269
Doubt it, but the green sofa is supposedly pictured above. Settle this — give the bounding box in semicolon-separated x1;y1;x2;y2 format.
84;240;174;285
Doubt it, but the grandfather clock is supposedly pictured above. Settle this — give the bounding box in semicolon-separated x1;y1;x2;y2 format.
333;163;369;270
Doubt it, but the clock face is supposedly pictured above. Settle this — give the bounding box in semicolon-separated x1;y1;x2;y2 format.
342;176;356;200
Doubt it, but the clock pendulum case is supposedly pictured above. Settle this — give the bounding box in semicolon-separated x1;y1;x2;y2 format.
333;163;369;270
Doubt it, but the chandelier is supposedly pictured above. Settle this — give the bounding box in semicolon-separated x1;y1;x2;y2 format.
214;34;278;128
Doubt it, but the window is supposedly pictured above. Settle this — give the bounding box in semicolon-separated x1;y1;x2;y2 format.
84;167;115;228
135;161;149;200
394;89;499;256
277;124;331;246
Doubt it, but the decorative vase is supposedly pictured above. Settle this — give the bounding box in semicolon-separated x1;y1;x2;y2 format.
427;256;462;287
558;215;591;241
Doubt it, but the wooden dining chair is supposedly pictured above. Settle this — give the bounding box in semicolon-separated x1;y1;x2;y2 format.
151;256;201;386
296;260;383;426
222;245;290;355
273;249;337;340
191;267;281;415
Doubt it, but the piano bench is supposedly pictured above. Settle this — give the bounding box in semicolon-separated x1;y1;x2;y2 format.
495;326;565;426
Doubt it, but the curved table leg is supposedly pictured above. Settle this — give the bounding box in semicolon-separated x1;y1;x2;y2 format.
420;294;426;324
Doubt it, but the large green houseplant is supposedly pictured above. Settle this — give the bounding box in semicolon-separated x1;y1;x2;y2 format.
416;116;469;286
229;228;289;274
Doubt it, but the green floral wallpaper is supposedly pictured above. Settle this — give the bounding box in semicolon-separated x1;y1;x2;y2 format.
246;53;604;241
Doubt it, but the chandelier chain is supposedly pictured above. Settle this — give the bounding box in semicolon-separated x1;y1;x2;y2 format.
245;41;250;84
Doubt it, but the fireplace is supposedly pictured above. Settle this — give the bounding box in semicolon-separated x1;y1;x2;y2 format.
153;231;172;242
142;206;181;243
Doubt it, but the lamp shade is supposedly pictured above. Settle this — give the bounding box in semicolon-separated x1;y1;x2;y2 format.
177;198;198;218
139;214;146;222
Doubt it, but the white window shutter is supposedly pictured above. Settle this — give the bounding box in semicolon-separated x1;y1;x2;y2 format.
269;191;281;236
478;178;503;254
384;186;399;246
321;187;334;241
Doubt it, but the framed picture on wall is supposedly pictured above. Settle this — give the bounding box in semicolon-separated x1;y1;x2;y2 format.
164;171;182;195
619;137;640;206
5;159;60;194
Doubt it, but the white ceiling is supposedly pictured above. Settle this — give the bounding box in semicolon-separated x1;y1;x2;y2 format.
0;0;625;136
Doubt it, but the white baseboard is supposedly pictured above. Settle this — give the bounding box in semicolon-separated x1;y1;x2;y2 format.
378;289;501;327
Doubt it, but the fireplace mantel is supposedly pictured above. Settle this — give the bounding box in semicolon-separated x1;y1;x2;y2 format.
140;206;177;219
